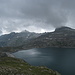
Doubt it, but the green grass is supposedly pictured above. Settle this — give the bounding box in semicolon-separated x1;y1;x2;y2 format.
0;57;61;75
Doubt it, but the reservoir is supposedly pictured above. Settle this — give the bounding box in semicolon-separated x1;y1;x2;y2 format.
12;48;75;75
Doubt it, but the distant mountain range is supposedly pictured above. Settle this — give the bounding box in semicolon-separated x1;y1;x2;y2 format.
0;30;41;47
0;26;75;51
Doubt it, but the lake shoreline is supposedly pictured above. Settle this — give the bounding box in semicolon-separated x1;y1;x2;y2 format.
12;47;75;75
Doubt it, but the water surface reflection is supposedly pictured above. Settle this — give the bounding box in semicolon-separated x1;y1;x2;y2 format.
12;48;75;75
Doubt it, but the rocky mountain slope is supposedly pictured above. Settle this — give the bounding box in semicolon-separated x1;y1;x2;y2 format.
0;30;41;47
22;26;75;49
0;26;75;52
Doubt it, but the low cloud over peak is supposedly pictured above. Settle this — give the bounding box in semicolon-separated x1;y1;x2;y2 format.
0;0;75;34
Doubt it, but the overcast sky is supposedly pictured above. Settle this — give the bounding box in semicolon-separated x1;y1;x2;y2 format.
0;0;75;35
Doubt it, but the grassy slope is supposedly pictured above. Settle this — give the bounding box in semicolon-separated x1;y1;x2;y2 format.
0;57;61;75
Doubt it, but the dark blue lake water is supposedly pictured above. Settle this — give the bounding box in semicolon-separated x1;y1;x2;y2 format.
12;48;75;75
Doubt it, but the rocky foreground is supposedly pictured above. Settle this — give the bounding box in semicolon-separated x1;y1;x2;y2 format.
0;57;61;75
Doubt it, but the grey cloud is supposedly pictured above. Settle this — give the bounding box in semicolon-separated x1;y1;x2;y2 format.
0;30;2;35
21;0;67;27
0;0;75;34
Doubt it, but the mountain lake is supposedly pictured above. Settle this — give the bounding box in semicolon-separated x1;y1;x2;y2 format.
12;47;75;75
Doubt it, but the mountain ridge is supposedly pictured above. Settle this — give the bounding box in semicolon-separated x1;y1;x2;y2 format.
0;26;75;52
21;26;75;49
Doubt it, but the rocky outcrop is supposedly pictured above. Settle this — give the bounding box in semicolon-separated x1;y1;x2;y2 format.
0;52;15;57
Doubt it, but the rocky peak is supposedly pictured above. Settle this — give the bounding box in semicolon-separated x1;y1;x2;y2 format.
21;30;30;33
55;26;74;32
